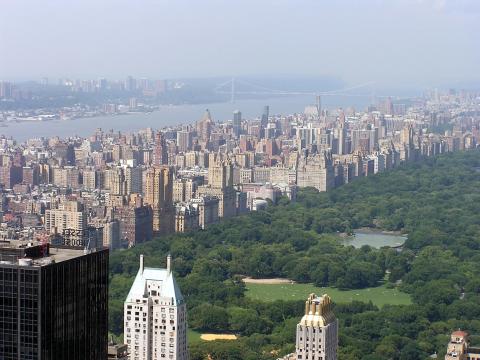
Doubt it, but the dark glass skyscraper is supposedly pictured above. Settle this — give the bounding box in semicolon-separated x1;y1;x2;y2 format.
233;110;242;138
0;241;108;360
261;105;269;128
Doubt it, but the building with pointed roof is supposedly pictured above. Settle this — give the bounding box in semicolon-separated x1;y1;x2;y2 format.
196;109;214;145
124;255;188;360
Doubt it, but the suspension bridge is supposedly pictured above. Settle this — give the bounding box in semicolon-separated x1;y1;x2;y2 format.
214;78;391;103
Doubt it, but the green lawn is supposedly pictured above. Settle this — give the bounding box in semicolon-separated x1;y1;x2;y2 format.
245;283;411;307
188;328;203;344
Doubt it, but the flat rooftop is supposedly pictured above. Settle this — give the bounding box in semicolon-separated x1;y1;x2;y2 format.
0;239;104;267
46;246;90;263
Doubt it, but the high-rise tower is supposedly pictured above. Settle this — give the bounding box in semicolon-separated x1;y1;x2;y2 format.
145;166;174;235
337;113;346;155
153;132;168;166
0;240;109;360
196;109;213;144
261;105;270;128
124;255;188;360
295;293;338;360
316;95;322;117
233;110;242;138
176;129;192;153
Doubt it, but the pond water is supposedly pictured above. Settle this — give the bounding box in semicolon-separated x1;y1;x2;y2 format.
343;230;407;249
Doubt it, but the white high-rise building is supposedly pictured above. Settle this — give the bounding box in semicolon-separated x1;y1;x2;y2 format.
295;293;338;360
124;255;188;360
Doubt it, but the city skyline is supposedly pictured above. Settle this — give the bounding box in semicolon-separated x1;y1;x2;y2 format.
0;78;477;360
1;1;480;359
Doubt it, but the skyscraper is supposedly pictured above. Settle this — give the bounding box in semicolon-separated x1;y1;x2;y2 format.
177;129;192;153
261;105;270;128
125;166;143;194
316;95;322;117
0;81;13;99
0;240;109;360
125;76;137;92
295;294;338;360
145;166;174;235
124;255;188;360
400;124;414;148
233;110;242;138
115;202;153;247
336;118;346;155
198;160;236;218
153;132;168;166
196;109;213;144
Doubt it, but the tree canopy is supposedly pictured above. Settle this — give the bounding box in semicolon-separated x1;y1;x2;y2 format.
109;150;480;359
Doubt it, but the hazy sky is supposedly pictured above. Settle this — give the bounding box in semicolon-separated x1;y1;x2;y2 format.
1;0;479;88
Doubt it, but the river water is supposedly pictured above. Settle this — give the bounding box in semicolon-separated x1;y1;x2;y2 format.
1;95;369;142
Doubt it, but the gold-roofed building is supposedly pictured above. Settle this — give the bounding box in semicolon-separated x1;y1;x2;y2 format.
278;293;338;360
295;293;338;360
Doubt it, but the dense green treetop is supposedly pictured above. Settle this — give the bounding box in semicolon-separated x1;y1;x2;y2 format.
110;150;480;359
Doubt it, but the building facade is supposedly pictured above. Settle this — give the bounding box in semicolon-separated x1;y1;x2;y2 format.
115;205;153;247
445;331;480;360
124;255;188;360
190;196;219;229
145;166;174;235
44;201;87;241
174;204;199;233
276;294;338;360
0;240;109;360
295;293;338;360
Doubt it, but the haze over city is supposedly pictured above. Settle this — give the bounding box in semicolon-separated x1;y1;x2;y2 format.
1;1;480;360
1;0;480;88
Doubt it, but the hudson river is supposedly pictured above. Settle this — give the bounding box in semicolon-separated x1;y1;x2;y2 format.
1;95;369;141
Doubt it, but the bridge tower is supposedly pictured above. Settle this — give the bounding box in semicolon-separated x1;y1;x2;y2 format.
230;77;235;103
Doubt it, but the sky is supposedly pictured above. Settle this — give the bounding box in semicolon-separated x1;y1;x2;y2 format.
1;0;479;88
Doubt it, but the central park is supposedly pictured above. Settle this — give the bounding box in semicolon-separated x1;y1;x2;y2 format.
109;150;480;359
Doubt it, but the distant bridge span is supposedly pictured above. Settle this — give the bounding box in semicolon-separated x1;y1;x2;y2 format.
214;78;393;102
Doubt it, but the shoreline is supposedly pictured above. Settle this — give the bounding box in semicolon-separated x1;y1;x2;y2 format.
340;228;407;249
338;227;407;238
355;227;406;236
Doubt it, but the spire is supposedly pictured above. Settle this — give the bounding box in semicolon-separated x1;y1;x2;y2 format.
201;109;213;123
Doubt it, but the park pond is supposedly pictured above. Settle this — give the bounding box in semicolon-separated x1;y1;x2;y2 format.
343;229;407;249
